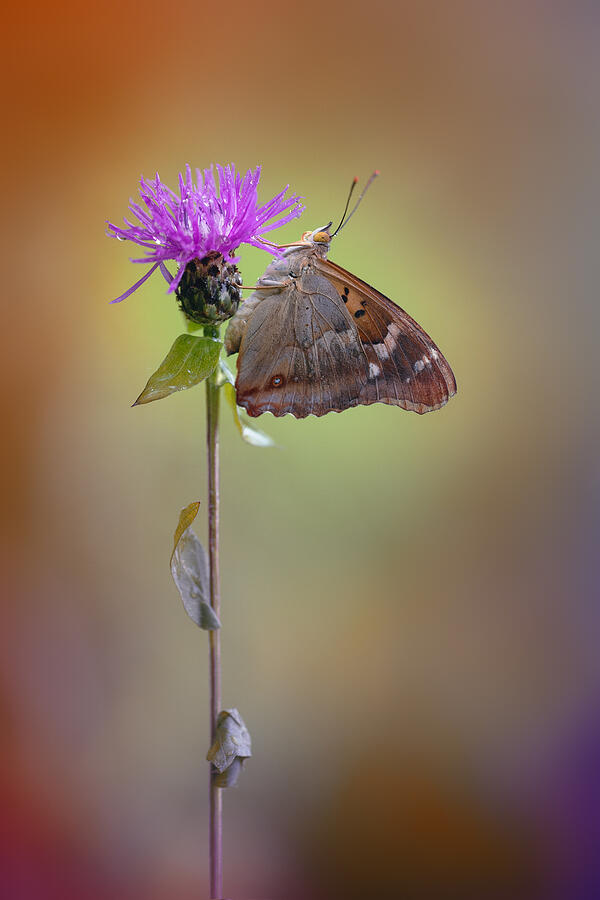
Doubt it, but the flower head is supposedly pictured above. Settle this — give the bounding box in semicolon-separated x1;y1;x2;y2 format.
107;164;304;304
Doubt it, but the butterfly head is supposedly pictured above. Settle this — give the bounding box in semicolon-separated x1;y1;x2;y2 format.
279;223;333;257
280;173;379;258
299;223;333;256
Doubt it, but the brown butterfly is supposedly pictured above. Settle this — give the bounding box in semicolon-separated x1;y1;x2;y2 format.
224;176;456;418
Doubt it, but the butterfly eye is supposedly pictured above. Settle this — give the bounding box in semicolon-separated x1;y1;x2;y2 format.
312;231;331;243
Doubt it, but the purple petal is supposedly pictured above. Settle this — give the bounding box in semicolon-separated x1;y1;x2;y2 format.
107;164;305;288
159;262;174;284
109;262;161;303
257;204;306;234
166;260;188;294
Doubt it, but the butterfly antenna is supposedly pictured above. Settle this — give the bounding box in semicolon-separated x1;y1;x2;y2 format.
331;176;359;237
334;170;380;236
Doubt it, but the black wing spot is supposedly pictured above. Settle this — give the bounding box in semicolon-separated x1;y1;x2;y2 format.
343;286;349;295
340;293;347;303
354;309;366;318
360;300;367;307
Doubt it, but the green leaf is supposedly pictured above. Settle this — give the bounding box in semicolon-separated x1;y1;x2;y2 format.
223;382;276;448
207;708;252;787
134;334;222;405
171;505;220;631
216;359;235;387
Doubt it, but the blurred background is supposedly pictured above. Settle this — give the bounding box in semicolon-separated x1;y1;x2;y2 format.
3;1;600;897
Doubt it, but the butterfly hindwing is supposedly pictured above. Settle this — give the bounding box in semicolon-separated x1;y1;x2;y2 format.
232;275;370;417
226;247;456;418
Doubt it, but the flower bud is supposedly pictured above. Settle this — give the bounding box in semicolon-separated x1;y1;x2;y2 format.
176;252;242;325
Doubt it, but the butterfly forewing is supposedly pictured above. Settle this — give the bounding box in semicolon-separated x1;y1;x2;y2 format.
315;258;457;414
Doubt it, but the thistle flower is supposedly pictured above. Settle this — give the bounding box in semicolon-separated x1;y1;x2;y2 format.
107;164;304;323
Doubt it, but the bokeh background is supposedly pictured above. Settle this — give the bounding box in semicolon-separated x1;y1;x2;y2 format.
3;1;600;897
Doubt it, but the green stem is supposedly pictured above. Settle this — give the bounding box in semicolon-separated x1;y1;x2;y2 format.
205;324;222;899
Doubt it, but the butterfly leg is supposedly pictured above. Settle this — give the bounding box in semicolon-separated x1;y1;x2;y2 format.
238;282;284;291
257;277;291;288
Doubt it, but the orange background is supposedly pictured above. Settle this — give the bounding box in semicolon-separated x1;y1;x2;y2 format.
3;2;600;897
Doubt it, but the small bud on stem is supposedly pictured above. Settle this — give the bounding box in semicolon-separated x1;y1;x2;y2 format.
177;252;242;325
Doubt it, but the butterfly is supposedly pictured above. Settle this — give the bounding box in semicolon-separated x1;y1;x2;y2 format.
224;177;456;418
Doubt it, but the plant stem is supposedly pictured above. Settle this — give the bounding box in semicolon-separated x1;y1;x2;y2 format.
205;325;222;899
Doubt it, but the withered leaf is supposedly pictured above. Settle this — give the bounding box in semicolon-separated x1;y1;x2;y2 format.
171;501;200;566
213;757;245;788
206;708;252;777
170;504;220;630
